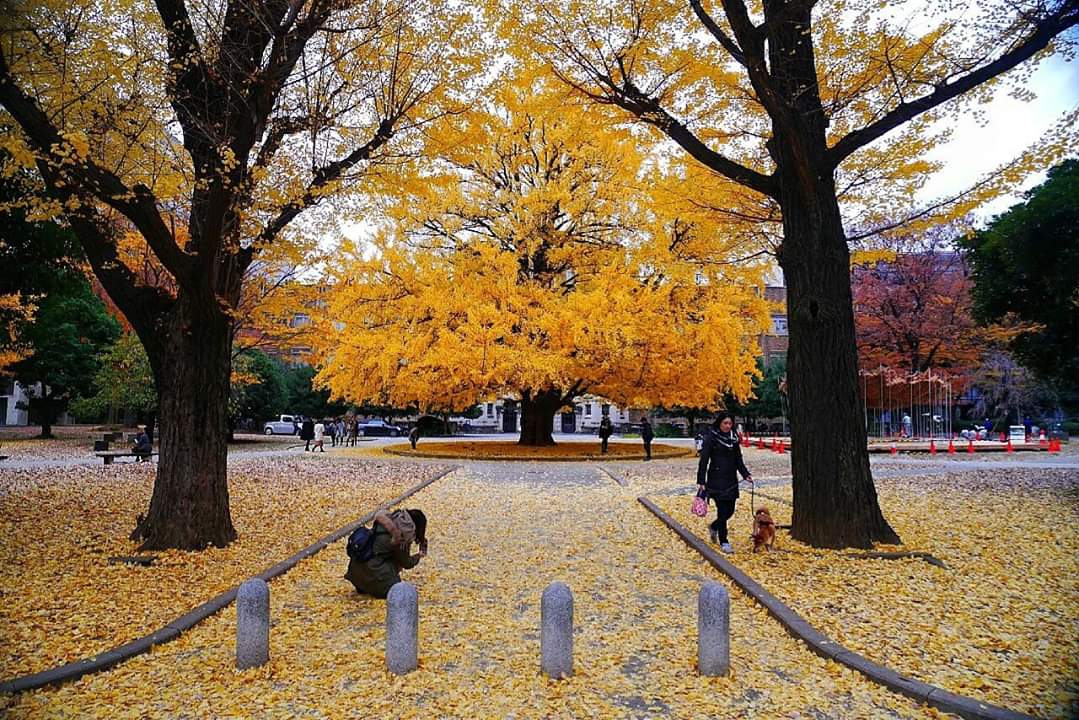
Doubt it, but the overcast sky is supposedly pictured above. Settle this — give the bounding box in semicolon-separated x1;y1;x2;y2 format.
917;54;1079;223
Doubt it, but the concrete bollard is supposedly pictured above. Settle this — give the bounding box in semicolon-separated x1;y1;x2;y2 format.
698;581;730;676
236;579;270;669
386;582;418;674
541;582;573;678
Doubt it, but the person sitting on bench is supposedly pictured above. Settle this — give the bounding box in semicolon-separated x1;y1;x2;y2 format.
131;428;153;461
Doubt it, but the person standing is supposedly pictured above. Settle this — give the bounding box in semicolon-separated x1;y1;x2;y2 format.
640;417;654;460
327;418;338;447
313;418;326;452
300;417;315;451
697;413;753;554
336;417;346;446
598;416;613;454
409;426;420;450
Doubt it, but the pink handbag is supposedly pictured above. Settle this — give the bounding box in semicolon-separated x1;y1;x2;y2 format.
691;492;708;517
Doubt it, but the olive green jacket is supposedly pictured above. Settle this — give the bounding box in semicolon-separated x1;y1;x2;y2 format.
344;527;421;598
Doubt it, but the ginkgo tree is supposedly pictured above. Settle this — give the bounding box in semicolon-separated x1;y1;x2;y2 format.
0;0;482;549
315;75;771;445
520;0;1078;547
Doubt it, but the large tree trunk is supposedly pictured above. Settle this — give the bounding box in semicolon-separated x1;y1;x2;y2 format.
517;388;561;446
779;183;901;549
131;294;236;550
765;2;899;550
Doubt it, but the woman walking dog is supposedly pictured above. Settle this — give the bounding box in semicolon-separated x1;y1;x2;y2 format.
697;412;753;553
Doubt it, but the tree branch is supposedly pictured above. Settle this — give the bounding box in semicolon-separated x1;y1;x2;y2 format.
0;48;195;288
254;118;395;246
828;3;1079;167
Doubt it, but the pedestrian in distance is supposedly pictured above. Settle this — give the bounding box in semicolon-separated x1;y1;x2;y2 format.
300;417;315;451
131;426;153;462
313;418;326;452
409;426;420;450
599;416;613;454
697;412;753;554
327;418;337;447
336;417;346;446
345;508;428;599
640;417;654;460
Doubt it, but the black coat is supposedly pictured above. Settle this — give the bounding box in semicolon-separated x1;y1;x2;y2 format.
696;427;750;499
300;419;315;441
641;422;654;442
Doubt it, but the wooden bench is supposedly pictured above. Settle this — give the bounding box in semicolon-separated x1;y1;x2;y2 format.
95;450;158;465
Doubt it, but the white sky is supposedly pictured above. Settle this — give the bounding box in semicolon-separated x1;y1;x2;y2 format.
918;54;1079;222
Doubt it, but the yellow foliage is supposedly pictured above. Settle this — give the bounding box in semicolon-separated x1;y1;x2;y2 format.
641;462;1079;719
315;72;770;413
1;463;954;718
0;455;438;677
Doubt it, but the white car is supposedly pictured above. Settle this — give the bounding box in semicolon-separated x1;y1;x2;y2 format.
263;415;300;435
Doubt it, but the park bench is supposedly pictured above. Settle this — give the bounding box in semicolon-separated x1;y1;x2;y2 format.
95;450;158;465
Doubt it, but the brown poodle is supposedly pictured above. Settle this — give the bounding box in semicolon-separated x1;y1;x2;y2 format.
752;506;776;552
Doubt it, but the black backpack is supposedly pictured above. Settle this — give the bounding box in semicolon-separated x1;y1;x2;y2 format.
346;525;379;562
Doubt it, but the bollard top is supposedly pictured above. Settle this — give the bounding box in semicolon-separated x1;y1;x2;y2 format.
238;578;269;599
699;581;729;602
542;582;572;601
387;581;418;603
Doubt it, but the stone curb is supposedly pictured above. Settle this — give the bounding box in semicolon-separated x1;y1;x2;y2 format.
596;466;629;487
638;496;1035;720
382;446;692;462
0;466;459;695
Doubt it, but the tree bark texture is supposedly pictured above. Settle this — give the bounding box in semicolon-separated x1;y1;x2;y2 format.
517;388;562;446
766;1;899;547
130;293;236;550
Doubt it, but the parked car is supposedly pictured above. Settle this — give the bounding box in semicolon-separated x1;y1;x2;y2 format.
357;419;403;437
1048;422;1070;442
263;415;300;435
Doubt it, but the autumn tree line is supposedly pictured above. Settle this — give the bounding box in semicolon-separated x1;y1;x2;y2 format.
0;0;1075;550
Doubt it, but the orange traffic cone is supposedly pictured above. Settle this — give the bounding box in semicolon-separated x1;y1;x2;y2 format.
1039;430;1048;447
777;439;786;454
947;438;956;454
757;437;765;450
890;443;898;455
1049;439;1060;454
1006;438;1014;454
967;439;975;454
929;439;937;455
771;438;778;452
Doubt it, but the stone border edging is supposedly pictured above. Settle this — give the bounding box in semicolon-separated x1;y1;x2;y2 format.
637;496;1035;720
596;466;628;487
0;465;460;695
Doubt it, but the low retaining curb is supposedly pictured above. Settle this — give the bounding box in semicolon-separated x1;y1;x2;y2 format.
638;496;1034;720
0;466;459;695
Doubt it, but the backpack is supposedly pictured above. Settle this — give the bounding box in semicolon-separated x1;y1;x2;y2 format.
346;525;379;562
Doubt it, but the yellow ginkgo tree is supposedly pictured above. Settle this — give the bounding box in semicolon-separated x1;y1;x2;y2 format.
315;75;770;445
0;0;483;549
519;0;1078;547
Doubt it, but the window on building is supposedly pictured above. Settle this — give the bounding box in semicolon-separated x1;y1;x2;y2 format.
486;403;494;417
771;315;788;336
1;380;14;396
585;403;592;416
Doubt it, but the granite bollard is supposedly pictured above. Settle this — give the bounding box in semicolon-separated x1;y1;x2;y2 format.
541;582;573;678
386;582;418;674
698;581;730;676
236;579;270;669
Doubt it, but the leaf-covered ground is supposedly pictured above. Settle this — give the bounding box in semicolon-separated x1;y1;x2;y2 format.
6;463;954;719
638;466;1079;718
0;456;440;677
377;440;690;460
